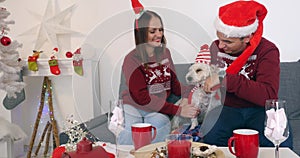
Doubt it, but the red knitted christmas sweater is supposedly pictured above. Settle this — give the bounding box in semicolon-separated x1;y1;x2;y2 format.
121;48;191;115
210;37;280;107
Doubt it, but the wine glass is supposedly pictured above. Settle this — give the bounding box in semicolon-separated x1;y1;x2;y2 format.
264;99;289;158
108;99;125;158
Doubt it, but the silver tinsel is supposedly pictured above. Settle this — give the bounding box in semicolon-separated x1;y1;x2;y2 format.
62;115;87;151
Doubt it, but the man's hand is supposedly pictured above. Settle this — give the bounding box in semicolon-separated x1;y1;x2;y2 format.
203;73;220;93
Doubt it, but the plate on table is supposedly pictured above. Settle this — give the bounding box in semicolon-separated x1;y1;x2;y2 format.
134;142;225;158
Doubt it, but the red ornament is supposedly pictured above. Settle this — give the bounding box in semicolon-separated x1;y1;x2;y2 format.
65;51;73;58
1;36;11;46
53;47;59;52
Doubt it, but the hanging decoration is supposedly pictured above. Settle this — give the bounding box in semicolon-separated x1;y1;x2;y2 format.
27;50;42;72
0;35;11;46
48;47;61;75
25;47;85;76
72;48;83;76
65;48;83;76
0;2;26;109
2;70;26;110
65;51;73;58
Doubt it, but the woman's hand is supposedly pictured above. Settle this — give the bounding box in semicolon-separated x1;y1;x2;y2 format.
179;98;188;106
180;103;200;118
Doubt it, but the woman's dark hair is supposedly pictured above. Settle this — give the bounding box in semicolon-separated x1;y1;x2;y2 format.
134;10;167;64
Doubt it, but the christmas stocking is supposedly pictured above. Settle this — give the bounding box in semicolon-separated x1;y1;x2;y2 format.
3;70;26;110
27;50;42;71
73;48;83;76
49;57;61;75
27;56;39;71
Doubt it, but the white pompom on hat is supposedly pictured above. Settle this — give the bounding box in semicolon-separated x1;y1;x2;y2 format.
214;1;267;74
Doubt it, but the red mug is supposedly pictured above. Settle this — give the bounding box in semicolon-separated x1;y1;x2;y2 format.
228;129;259;158
131;123;157;150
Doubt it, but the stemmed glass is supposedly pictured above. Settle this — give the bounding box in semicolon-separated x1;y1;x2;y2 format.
108;99;125;158
264;99;289;158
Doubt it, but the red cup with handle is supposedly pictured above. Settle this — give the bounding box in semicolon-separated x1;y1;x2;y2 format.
228;129;259;158
131;123;157;150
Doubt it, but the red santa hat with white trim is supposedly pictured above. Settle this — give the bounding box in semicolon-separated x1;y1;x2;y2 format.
214;0;267;74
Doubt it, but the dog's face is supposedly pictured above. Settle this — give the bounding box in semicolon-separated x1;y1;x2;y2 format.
185;63;219;85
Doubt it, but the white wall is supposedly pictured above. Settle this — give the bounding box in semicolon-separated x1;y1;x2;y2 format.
0;0;299;155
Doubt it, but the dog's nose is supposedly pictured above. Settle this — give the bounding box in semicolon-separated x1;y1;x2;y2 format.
186;76;193;81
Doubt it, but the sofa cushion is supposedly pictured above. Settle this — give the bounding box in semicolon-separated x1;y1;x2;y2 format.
278;60;300;155
290;119;300;155
279;61;300;120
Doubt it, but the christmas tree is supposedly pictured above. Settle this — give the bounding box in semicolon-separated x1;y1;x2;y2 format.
0;0;26;109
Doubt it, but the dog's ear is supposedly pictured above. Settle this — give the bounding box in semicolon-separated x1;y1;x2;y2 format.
209;64;220;74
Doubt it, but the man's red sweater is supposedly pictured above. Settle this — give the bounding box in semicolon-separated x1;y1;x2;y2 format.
210;37;280;107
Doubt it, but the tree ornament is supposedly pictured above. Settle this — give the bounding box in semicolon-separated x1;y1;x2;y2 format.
65;51;73;58
48;48;61;75
0;35;11;46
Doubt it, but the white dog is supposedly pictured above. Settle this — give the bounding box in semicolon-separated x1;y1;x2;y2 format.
172;63;221;130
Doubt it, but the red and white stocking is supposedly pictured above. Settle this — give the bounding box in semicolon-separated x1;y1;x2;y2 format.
73;48;83;76
48;48;60;75
65;48;83;76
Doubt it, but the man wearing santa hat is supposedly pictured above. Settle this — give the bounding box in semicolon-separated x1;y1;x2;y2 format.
202;0;293;148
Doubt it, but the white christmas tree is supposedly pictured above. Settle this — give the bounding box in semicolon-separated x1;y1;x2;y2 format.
0;1;25;100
